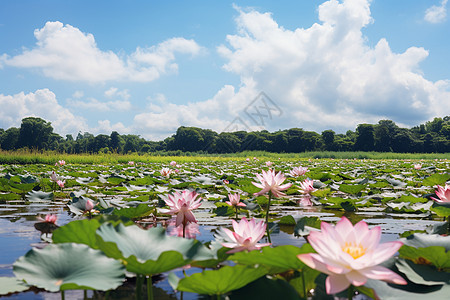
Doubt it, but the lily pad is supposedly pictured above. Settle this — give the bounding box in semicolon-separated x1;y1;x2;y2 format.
25;190;53;202
96;223;214;275
13;243;125;292
0;277;29;295
169;265;268;295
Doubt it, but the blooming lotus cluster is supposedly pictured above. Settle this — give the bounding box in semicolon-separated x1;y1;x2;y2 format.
226;193;246;208
221;217;270;253
290;166;308;177
252;169;292;198
431;184;450;203
161;167;172;177
297;217;407;294
55;160;65;167
162;190;202;226
299;179;317;194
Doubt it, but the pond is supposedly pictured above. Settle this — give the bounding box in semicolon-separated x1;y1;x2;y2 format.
0;159;449;299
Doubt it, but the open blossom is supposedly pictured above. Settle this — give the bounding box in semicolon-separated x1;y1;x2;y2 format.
265;161;273;167
56;180;65;188
413;164;422;170
170;160;177;166
299;179;317;194
222;217;271;253
290;166;308;177
431;184;450;203
162;191;202;226
128;161;135;166
161;167;172;177
297;217;406;294
252;169;292;198
44;214;57;224
55;160;65;166
226;193;246;207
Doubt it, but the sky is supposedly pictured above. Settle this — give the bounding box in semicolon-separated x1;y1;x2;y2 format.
0;0;449;141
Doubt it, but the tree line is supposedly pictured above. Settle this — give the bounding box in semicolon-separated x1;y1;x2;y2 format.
0;116;449;154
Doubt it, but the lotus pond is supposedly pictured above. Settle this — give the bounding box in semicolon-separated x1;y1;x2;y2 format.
0;158;449;299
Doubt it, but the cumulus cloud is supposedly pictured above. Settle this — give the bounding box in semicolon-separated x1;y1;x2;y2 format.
425;0;448;24
0;89;87;134
68;97;132;112
2;21;203;82
212;0;450;133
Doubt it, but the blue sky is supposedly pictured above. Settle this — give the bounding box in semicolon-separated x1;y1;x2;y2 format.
1;0;449;140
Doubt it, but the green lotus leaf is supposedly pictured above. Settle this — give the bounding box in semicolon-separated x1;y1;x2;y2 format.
170;265;268;295
399;245;450;270
431;202;450;218
52;218;102;249
230;244;315;274
112;203;153;219
338;184;365;195
0;277;29;295
230;276;302;300
25;190;53;202
13;243;125;292
9;182;37;194
294;216;322;236
96;223;214;275
278;215;296;226
395;258;450;285
402;233;450;250
422;173;450;187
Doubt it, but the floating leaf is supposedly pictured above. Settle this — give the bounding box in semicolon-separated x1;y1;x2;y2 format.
422;173;450;187
25;190;53;202
230;244;314;274
278;215;296;226
171;265;267;295
399;245;450;270
338;184;365;195
112;203;153;219
96;223;214;275
13;243;125;292
396;258;450;285
0;277;29;295
294;217;322;237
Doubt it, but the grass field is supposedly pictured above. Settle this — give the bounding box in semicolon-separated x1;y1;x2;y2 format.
0;149;448;164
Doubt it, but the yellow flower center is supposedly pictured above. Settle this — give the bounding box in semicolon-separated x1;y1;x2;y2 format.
342;242;366;259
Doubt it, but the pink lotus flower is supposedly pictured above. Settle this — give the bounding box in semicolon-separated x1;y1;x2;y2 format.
128;161;135;165
170;160;177;166
226;193;246;207
56;180;65;188
44;214;57;224
174;169;180;173
252;169;292;198
56;160;65;166
297;217;406;294
162;191;202;226
290;166;309;177
222;217;271;253
413;164;422;170
246;158;250;162
223;179;229;184
265;161;273;167
431;184;450;203
161;167;172;177
299;179;317;194
49;171;58;182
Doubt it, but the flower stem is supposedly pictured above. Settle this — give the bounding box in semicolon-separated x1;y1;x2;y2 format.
265;193;272;243
301;270;306;298
348;284;354;300
61;290;65;300
235;206;238;220
136;274;143;300
147;275;154;300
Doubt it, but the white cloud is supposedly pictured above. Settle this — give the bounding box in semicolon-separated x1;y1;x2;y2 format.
425;0;448;24
104;87;130;100
2;21;203;83
68;97;132;112
72;90;84;99
0;89;87;134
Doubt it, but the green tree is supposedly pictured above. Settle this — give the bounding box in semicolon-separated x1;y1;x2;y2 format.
355;124;375;151
321;130;335;151
17;117;54;149
0;127;19;150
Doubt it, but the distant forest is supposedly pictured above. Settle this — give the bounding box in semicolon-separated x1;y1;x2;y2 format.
0;116;449;154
